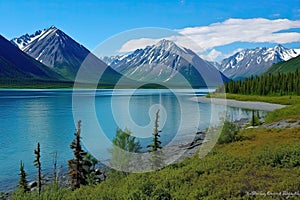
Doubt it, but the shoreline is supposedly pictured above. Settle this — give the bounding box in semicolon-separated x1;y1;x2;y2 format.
191;96;286;111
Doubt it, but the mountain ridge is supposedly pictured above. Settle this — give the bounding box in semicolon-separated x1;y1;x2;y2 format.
217;45;300;79
265;54;300;74
11;26;91;80
0;34;64;82
109;39;229;87
10;26;127;86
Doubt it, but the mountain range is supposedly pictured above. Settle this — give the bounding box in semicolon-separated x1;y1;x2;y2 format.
108;39;229;87
11;26;119;81
216;45;300;79
8;27;230;87
1;26;300;87
103;44;300;81
9;26;130;86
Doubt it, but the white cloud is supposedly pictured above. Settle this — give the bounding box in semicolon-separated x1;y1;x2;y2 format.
118;18;300;54
200;49;223;61
118;38;161;52
118;35;205;53
179;18;300;51
222;48;244;59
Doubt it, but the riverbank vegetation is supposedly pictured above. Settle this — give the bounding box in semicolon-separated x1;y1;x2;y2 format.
207;93;300;123
10;125;300;199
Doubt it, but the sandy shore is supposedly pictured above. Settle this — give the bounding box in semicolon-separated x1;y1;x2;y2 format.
191;96;286;111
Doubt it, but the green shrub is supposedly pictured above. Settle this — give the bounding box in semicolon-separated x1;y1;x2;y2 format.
256;145;300;167
218;120;241;144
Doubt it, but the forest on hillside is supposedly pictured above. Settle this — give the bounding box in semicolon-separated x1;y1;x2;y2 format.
217;70;300;96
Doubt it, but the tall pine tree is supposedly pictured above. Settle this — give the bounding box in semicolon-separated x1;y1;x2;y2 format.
147;110;163;169
34;142;42;195
68;120;86;189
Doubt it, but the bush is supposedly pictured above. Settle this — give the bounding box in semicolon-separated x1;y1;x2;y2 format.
218;120;241;144
256;145;300;167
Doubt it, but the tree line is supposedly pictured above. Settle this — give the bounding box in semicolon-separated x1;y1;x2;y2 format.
217;70;300;96
16;110;163;194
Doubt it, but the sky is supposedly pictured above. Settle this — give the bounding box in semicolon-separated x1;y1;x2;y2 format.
1;0;300;61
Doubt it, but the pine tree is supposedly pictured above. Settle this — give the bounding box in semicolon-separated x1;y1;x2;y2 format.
82;153;98;185
18;160;29;193
147;109;163;169
34;142;42;195
222;71;300;96
68;120;87;189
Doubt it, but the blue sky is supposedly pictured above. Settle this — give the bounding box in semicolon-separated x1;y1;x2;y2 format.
1;0;300;60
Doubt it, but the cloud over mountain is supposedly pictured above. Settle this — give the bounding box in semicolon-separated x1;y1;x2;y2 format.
118;18;300;57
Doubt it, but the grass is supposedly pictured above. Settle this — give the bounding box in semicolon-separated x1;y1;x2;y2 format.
207;93;300;105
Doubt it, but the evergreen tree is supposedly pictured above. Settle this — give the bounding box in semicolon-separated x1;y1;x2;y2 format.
147;109;163;169
18;161;29;193
68;120;87;189
82;153;98;185
250;110;260;126
218;71;300;96
34;142;42;195
148;110;162;152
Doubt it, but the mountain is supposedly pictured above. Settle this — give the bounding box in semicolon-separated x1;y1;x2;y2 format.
109;39;228;87
265;55;300;74
101;55;128;66
11;26;124;85
11;26;91;80
217;45;300;79
0;34;63;82
11;29;46;49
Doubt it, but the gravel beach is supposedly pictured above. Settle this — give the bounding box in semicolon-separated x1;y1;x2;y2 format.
191;96;286;111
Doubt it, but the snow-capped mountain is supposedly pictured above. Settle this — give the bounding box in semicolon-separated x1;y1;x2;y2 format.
0;35;63;80
11;26;91;79
11;29;46;49
109;39;228;87
218;45;300;79
101;55;128;66
10;26;122;82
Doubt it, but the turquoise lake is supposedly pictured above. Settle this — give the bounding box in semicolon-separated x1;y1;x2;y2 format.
0;89;260;191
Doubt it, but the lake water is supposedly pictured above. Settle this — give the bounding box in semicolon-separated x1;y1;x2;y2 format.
0;89;262;191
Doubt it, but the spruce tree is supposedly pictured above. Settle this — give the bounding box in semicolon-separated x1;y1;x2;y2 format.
18;160;29;193
68;120;87;189
34;142;42;195
82;153;98;185
147;109;163;169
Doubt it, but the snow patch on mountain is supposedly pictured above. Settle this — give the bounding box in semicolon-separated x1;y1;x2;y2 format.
11;29;46;49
